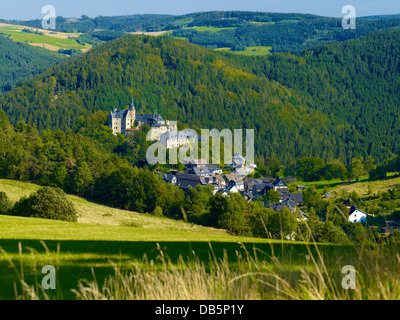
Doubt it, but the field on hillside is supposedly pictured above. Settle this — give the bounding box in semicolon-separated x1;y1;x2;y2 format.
289;173;400;196
190;26;236;32
0;24;91;52
216;46;272;56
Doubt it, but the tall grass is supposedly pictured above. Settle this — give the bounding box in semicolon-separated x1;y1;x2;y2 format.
71;242;400;300
4;239;400;300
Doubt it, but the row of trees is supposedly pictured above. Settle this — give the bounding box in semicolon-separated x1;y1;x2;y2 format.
295;154;400;182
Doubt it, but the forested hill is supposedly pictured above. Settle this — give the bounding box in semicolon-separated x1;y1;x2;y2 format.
0;34;333;165
258;28;400;163
0;36;64;92
0;30;400;164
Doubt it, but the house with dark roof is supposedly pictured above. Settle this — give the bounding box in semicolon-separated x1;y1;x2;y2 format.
205;164;222;175
262;177;275;184
348;205;367;223
175;172;205;190
285;176;297;184
270;198;308;220
200;175;225;192
282;192;304;205
343;199;353;208
271;198;297;212
225;181;240;193
162;173;177;185
192;166;210;177
384;221;400;233
273;177;288;193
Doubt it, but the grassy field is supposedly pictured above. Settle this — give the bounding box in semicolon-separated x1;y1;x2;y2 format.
1;178;400;300
190;26;237;32
291;173;400;197
0;213;365;300
332;174;400;198
216;46;272;56
0;179;282;299
0;23;91;52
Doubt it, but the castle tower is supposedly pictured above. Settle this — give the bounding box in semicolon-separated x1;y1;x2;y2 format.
126;94;136;129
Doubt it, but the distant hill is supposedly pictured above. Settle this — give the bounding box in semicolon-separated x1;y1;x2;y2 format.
8;11;400;52
0;35;64;91
361;14;400;20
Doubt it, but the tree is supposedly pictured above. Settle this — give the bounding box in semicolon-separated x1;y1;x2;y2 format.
0;192;12;215
207;193;229;228
365;155;377;174
263;189;281;206
342;222;374;244
247;203;273;238
152;206;164;217
11;187;77;222
349;157;366;181
369;165;387;181
73;161;93;197
296;157;325;182
303;186;326;218
265;206;298;240
218;193;251;236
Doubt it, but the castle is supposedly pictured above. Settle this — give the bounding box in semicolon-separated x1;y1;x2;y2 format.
108;98;177;140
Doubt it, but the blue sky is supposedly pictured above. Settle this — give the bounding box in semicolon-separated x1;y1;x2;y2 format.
1;0;400;20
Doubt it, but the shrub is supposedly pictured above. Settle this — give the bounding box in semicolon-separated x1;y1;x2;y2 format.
152;206;164;217
11;187;77;222
342;222;374;244
0;192;12;215
390;229;400;246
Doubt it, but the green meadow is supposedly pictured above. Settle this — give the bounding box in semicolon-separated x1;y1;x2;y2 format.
0;25;91;52
291;173;400;196
0;179;400;300
216;46;272;56
190;26;237;32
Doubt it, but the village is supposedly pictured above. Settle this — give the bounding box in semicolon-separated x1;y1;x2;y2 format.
108;102;310;218
108;102;400;231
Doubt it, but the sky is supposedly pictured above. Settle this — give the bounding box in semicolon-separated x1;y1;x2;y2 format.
1;0;400;20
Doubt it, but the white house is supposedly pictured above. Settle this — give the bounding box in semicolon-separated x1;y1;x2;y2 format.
348;205;367;223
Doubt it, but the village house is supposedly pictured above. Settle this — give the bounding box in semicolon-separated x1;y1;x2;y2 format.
223;173;244;191
160;130;203;149
297;185;306;192
382;221;400;234
200;175;226;192
348;205;367;223
161;173;177;185
188;164;223;177
230;153;257;175
285;176;297;184
174;172;205;191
